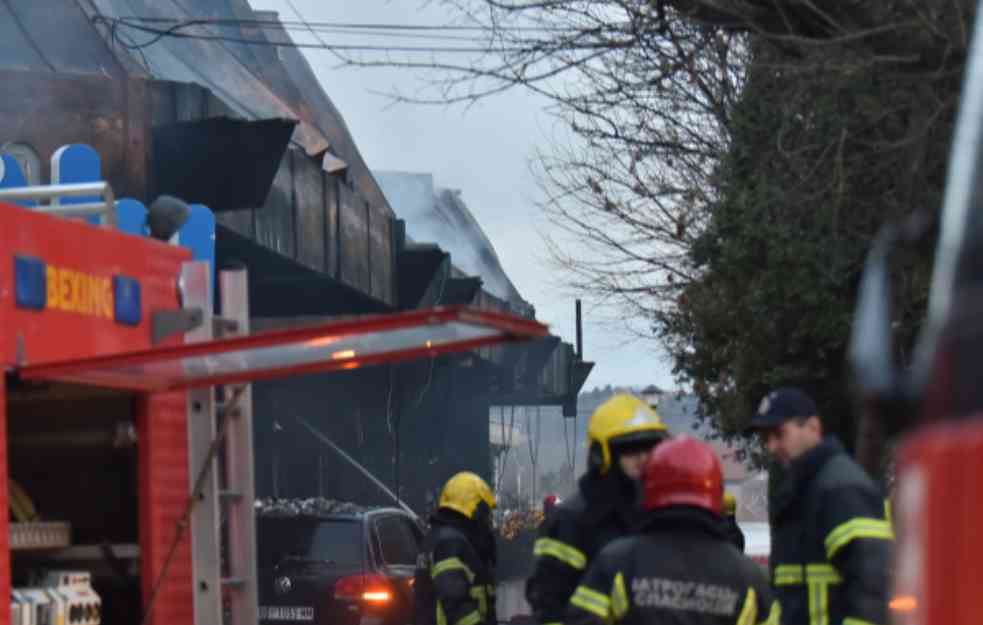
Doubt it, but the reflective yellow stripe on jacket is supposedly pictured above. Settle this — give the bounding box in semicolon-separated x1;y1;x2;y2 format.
433;557;482;625
762;600;781;625
737;588;783;625
825;517;894;560
611;573;629;620
534;537;588;570
436;605;482;625
736;588;757;625
807;564;842;625
773;563;842;625
469;584;496;616
432;557;476;583
570;573;630;624
571;585;612;621
451;610;481;625
774;564;804;586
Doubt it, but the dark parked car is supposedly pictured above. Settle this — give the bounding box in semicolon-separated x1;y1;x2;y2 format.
257;505;423;625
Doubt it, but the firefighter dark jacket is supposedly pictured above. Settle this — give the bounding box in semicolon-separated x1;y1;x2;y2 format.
566;507;779;625
723;516;746;553
415;509;497;625
771;436;893;625
525;469;641;625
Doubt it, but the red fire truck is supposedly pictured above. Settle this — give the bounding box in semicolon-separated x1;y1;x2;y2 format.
849;5;983;625
0;183;547;625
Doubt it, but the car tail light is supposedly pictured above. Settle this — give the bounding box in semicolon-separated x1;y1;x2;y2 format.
335;574;393;605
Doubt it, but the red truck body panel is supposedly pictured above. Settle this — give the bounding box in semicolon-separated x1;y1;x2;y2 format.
0;201;192;625
893;419;983;625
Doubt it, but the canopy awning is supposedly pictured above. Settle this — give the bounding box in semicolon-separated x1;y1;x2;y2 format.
16;307;548;392
152;117;297;211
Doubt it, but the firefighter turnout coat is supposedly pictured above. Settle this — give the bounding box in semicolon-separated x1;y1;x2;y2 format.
415;510;497;625
771;436;893;625
566;507;779;625
526;472;641;625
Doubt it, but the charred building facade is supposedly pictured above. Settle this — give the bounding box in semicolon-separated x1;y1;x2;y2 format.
0;0;592;513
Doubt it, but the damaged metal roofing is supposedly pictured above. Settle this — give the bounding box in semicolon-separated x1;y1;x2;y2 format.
1;0;592;400
0;0;385;214
1;0;525;307
78;0;332;155
0;0;123;74
375;171;529;309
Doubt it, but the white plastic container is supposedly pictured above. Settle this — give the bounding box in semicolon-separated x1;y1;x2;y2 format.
12;589;34;625
40;571;100;625
19;588;52;625
44;588;68;625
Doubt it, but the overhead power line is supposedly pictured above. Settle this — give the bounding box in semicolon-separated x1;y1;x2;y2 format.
98;14;584;32
95;18;539;52
91;14;625;53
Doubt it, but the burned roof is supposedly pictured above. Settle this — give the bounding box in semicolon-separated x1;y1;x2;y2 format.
80;0;330;154
2;0;392;216
0;0;124;75
375;170;529;307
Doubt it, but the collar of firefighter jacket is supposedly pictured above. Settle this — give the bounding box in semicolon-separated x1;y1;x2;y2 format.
578;470;641;527
431;508;497;566
637;506;727;539
433;508;479;539
773;436;845;518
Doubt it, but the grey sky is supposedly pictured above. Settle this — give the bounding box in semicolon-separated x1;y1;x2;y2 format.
250;0;675;390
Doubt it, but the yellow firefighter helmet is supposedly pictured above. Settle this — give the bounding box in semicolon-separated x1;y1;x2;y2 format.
588;394;669;474
439;471;497;519
723;492;737;516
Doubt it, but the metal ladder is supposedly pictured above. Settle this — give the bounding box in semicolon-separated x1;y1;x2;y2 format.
183;263;259;625
0;181;117;225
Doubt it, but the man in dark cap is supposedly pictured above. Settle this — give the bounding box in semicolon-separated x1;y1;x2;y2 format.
747;387;893;625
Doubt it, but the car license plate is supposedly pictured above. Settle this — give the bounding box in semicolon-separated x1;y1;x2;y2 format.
259;606;315;621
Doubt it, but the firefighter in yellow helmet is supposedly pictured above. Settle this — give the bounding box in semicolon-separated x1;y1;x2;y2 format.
526;394;670;625
721;492;746;552
415;472;498;625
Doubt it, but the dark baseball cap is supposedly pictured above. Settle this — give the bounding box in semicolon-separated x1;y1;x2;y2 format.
747;387;818;431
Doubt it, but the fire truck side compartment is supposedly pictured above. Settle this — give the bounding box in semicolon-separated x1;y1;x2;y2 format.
0;202;193;625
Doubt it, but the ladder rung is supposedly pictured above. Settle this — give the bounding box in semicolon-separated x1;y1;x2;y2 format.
219;490;243;502
221;577;247;588
215;401;242;416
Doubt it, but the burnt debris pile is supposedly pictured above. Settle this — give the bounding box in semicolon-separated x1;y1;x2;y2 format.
255;497;370;517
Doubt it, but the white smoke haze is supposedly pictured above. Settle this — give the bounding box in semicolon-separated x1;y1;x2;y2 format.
375;170;525;304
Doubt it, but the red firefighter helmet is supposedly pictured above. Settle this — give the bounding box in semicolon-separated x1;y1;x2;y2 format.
643;435;723;514
543;494;560;514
